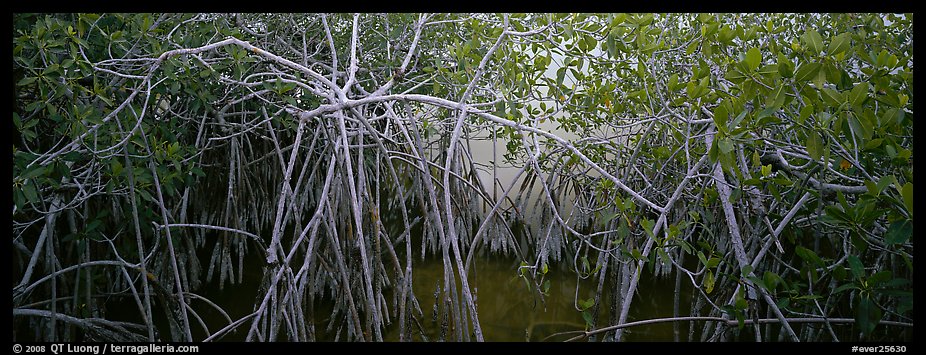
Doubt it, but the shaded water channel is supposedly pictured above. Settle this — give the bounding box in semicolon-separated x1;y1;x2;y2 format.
380;256;693;342
184;252;692;342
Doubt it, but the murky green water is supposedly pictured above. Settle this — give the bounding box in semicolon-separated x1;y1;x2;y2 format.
382;256;592;342
177;249;690;342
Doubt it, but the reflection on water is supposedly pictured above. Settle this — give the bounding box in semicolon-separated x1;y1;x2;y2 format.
384;256;594;342
106;239;689;342
389;256;691;342
185;250;690;342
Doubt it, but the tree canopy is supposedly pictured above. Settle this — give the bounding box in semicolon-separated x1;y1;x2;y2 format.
12;13;913;342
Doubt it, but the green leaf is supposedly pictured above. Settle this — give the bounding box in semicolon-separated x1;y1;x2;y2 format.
847;255;864;279
641;218;655;237
22;181;38;203
868;270;893;286
137;189;155;203
832;265;847;281
837;190;849;210
764;87;786;110
86;219;102;232
812;67;827;90
757;64;778;76
668;73;679;91
745;47;762;71
724;68;749;83
822;206;852;226
111;159;124;177
686;39;699;55
797;104;814;125
863;138;883;150
873;175;896;195
820;88;843;106
494;101;507;117
794;62;821;82
190;167;205;177
740;264;754;278
717;137;734;155
777;53;794;78
580;298;595;310
833;283;857;294
14;189;25;211
806;132;823;161
849;83;869;107
761;164;772;177
827;33;851;55
606;30;617;58
735;294;748;310
900;182;913;216
712;103;729;129
795;246;823;266
697;251;708;266
688;210;700;222
685;80;699;98
801;29;824;54
777;298;790;310
718;26;735;43
17;76;38;86
21;165;48;180
555;67;566;88
581;310;594;326
61;150;82;162
885;278;911;289
882;108;905;126
601;211;619;226
898;93;909;107
849;115;873;142
167;142;180;156
705;270;715;294
897;147;912;162
13;112;23;130
763;271;780;292
583;34;597;53
856;296;882;338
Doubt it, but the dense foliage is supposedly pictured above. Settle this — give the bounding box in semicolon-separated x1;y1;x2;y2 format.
12;13;912;342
